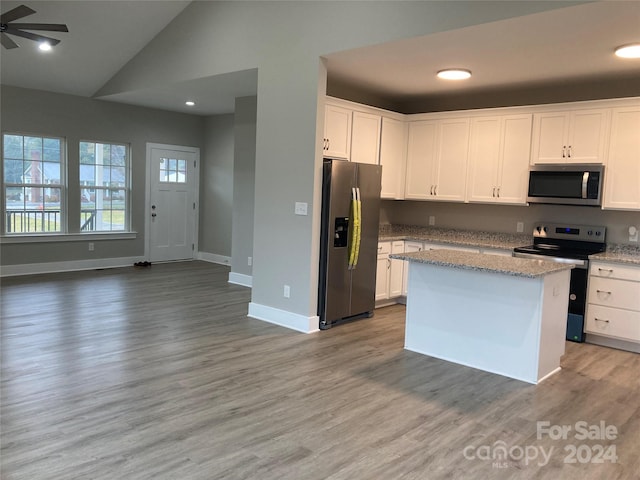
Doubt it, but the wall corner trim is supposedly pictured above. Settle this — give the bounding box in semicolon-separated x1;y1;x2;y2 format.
248;302;319;334
228;272;252;288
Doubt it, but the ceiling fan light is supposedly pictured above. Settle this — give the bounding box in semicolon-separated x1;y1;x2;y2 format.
615;44;640;59
437;69;472;80
185;101;195;106
38;42;52;51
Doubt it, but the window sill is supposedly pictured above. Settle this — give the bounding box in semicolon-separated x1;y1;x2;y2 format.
0;232;137;244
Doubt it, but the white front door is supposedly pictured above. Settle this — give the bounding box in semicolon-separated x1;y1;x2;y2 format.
147;144;199;262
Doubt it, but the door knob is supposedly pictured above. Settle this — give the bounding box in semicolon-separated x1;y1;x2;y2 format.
152;205;156;209
151;213;157;217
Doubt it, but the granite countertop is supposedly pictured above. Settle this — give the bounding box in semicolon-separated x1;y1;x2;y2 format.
390;249;574;278
378;224;530;251
590;244;640;266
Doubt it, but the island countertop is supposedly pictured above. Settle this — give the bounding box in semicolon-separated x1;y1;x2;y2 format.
390;249;574;278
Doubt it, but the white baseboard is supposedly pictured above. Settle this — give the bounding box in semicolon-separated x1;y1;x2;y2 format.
197;251;231;266
248;302;319;333
0;256;145;277
228;272;252;287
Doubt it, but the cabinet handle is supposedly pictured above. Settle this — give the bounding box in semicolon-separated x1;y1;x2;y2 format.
387;259;391;270
598;268;614;273
430;185;433;195
434;185;438;196
596;289;612;295
492;187;496;197
562;146;566;158
568;145;572;158
594;318;610;324
496;187;500;198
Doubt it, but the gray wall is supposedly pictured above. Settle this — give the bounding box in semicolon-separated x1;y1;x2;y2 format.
0;86;204;266
231;96;257;277
200;114;234;257
93;0;588;321
382;201;640;246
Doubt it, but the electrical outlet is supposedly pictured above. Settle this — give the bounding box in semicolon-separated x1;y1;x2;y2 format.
428;216;435;226
629;226;639;242
283;285;290;298
248;256;252;266
88;242;94;251
517;222;524;233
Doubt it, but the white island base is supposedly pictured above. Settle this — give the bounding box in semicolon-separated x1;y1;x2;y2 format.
403;256;572;384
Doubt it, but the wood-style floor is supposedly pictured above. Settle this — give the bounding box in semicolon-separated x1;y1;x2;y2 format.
1;261;639;480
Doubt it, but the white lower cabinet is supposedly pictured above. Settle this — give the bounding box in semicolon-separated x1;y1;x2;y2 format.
389;241;405;297
376;241;405;301
586;261;640;345
375;242;391;301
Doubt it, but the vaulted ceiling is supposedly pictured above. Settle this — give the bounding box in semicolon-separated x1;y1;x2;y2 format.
1;1;639;116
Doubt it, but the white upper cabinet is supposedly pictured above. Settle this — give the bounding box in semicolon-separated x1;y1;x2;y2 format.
405;118;470;201
467;114;532;204
351;111;381;165
405;120;438;200
379;116;407;199
530;109;610;164
603;105;640;210
324;104;352;160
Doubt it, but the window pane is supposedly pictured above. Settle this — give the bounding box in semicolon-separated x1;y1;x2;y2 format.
3;135;23;159
110;167;126;186
160;169;168;183
100;144;111;165
42;161;62;185
3;159;23;183
80;142;96;164
80;165;95;184
24;137;43;161
111;145;126;166
42;138;61;162
168;159;177;171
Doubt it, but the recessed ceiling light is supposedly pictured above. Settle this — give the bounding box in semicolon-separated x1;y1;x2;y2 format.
185;101;195;106
38;42;52;52
615;44;640;59
437;69;472;80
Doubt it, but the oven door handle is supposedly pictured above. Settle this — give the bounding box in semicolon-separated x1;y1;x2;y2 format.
513;251;587;269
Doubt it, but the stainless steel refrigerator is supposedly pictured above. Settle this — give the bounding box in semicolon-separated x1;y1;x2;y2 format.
318;159;382;329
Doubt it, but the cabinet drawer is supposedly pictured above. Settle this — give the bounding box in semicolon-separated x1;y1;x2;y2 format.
377;242;391;255
586;304;640;342
588;277;640;311
590;262;640;282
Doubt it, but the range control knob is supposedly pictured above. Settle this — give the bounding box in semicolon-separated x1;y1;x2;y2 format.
595;231;601;236
587;230;593;236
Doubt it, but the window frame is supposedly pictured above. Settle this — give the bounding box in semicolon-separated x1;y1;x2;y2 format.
2;132;67;235
78;139;132;233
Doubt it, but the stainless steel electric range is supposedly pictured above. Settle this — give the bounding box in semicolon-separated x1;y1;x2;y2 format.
513;222;606;342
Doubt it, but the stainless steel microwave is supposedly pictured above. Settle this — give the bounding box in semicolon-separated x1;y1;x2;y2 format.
527;164;604;206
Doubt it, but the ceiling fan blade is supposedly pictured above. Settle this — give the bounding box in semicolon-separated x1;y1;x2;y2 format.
1;4;36;24
8;23;69;33
1;32;19;49
3;29;61;46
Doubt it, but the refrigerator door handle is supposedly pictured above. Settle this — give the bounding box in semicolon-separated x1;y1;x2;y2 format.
353;187;362;268
347;187;362;270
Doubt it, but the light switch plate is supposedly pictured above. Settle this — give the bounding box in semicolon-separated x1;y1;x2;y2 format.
295;202;308;216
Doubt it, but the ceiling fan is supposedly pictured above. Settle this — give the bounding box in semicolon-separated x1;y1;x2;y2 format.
1;4;68;50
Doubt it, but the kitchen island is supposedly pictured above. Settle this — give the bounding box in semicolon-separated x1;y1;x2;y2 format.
390;249;574;384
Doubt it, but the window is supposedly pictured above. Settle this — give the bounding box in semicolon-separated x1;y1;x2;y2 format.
3;133;64;234
79;141;129;232
159;157;187;183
